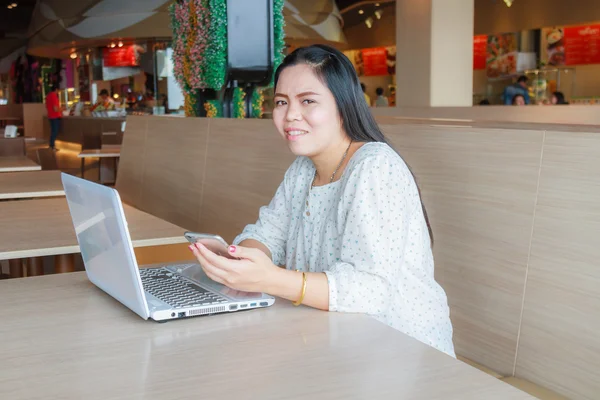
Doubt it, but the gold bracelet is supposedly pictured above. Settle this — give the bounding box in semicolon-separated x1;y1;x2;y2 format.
292;271;307;306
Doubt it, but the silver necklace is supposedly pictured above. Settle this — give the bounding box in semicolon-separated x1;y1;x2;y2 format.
306;140;353;217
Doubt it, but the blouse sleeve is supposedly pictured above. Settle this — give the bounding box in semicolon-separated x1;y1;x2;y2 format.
232;159;300;266
324;152;427;316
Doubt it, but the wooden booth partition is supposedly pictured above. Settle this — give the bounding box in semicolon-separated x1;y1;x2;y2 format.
0;104;23;119
381;122;545;376
23;103;47;139
117;116;292;243
199;118;294;243
116;115;600;399
513;130;600;400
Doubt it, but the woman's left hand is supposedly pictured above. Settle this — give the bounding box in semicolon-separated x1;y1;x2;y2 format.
189;243;279;293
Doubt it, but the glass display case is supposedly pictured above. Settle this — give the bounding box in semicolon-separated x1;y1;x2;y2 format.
524;67;576;104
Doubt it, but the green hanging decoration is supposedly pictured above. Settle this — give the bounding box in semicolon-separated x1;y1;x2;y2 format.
204;99;223;118
170;0;285;116
204;0;228;90
170;0;227;116
251;88;264;118
271;0;286;87
232;87;246;119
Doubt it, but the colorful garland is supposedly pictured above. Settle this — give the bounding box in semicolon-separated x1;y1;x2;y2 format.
204;100;223;118
251;88;264;119
169;2;190;94
170;0;227;116
232;87;246;119
171;0;285;116
204;0;227;90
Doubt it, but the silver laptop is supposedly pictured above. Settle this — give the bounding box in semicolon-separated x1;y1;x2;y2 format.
61;173;275;321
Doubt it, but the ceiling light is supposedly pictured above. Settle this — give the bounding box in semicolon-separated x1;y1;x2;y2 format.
118;41;123;47
113;93;120;99
374;10;383;19
110;42;116;48
358;9;364;14
503;0;514;7
375;2;380;6
70;52;77;59
7;5;12;9
11;2;17;6
365;17;373;28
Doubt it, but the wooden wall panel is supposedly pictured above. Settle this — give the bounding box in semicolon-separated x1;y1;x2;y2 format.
515;131;600;400
114;115;600;397
371;105;600;126
22;103;46;139
200;119;295;243
115;116;148;207
382;124;544;376
137;116;208;232
0;104;23;119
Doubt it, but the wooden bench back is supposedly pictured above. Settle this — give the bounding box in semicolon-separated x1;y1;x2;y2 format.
117;115;600;399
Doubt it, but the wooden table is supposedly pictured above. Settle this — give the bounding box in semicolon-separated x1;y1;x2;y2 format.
0;197;187;260
0;156;41;172
0;170;64;199
0;197;187;277
78;148;121;181
0;272;533;400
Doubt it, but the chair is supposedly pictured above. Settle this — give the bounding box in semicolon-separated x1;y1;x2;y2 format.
36;147;59;170
0;137;26;156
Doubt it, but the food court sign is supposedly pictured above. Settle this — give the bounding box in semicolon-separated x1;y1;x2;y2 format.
543;24;600;66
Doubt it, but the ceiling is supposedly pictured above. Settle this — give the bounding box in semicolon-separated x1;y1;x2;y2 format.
0;0;37;58
335;0;394;28
0;0;393;60
0;0;36;39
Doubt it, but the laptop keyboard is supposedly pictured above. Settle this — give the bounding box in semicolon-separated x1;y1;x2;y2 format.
140;268;229;309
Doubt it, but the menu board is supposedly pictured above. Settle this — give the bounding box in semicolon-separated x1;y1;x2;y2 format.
543;24;600;66
361;47;388;76
564;24;600;65
343;46;396;76
103;46;139;67
486;33;519;78
473;35;487;70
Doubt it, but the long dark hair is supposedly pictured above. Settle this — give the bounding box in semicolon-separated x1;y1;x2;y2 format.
274;45;434;245
552;91;568;104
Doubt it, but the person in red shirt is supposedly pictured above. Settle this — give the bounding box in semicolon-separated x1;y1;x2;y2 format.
45;85;61;150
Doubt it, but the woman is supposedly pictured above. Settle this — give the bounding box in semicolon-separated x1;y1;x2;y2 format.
90;89;115;111
190;45;455;357
551;91;568;105
512;94;526;106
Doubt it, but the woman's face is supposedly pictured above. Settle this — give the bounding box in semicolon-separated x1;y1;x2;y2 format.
551;95;558;105
273;64;345;158
514;95;526;106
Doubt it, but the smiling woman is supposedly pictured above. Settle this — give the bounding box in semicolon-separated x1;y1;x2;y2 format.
189;44;456;358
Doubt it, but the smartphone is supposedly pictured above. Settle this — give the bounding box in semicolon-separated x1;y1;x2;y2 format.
184;232;235;259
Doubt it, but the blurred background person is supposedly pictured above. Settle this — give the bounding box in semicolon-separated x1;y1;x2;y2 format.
374;87;389;107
